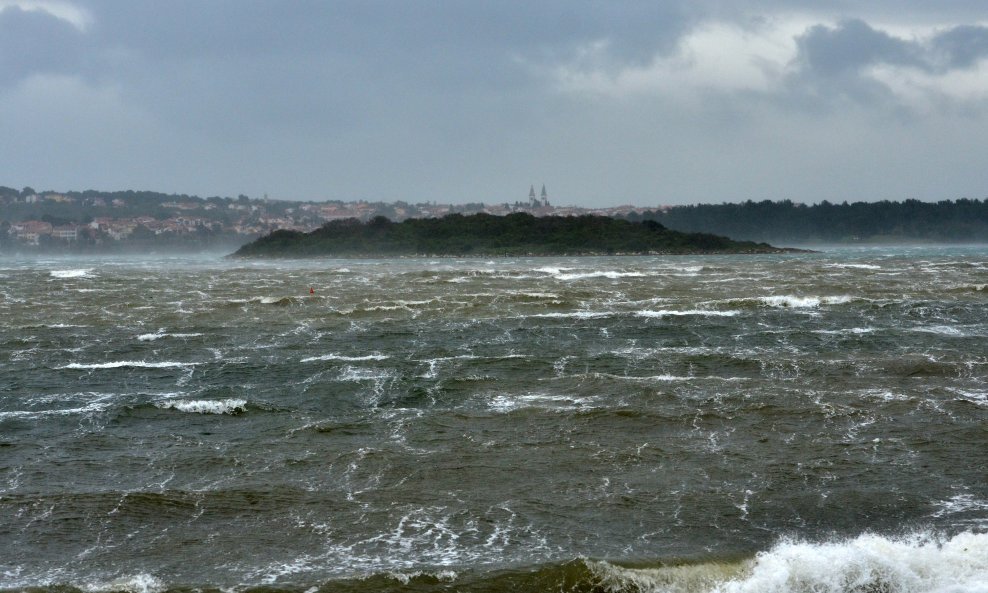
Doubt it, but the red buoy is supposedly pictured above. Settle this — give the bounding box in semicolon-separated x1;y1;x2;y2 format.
309;287;315;294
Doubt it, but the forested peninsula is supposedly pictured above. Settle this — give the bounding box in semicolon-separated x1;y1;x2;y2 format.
637;198;988;243
232;213;794;258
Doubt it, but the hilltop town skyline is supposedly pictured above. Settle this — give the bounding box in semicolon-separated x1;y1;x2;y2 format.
0;184;654;250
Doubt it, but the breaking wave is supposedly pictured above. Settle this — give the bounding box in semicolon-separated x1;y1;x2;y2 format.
50;269;93;278
13;531;986;593
60;361;199;370
153;398;247;414
300;353;391;362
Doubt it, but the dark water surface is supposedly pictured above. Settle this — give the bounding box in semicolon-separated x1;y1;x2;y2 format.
1;248;986;593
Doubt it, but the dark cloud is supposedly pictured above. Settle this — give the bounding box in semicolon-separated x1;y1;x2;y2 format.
0;7;89;86
796;19;988;77
794;19;923;76
80;1;691;71
932;25;988;69
42;1;695;143
4;2;988;205
785;19;988;110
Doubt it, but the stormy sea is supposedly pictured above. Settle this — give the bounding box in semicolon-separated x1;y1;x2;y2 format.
1;247;986;593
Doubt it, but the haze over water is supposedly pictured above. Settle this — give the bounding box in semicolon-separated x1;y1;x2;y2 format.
1;247;987;593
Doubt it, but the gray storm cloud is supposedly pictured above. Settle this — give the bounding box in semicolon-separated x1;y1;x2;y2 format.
1;1;987;205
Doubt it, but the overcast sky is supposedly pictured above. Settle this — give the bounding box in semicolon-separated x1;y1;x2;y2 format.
2;1;988;207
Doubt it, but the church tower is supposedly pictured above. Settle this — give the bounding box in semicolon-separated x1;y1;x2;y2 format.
529;185;537;207
540;184;549;207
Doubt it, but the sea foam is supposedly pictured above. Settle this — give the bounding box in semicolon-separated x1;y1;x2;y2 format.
80;573;166;593
50;269;93;278
716;531;988;593
301;353;391;362
155;399;247;414
635;310;738;318
758;295;854;308
588;531;988;593
137;330;204;341
61;361;198;370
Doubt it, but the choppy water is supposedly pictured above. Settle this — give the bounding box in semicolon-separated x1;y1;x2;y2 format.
1;248;987;593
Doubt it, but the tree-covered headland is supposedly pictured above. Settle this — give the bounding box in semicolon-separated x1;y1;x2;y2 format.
630;199;988;243
232;213;793;258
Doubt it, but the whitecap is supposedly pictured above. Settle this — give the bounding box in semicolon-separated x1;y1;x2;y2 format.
0;401;114;420
718;531;988;593
155;399;246;414
50;268;92;278
759;295;854;308
555;271;646;281
931;494;988;522
137;330;203;341
529;312;612;319
948;388;988;407
489;393;595;412
81;573;166;593
635;309;738;318
589;531;988;593
61;361;198;370
911;325;966;336
534;266;569;275
337;366;394;381
301;353;391;362
826;263;882;270
385;570;458;585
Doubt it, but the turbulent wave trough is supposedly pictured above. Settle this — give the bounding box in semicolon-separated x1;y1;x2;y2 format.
1;248;987;592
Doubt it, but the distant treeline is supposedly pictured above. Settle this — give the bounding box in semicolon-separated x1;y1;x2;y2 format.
233;213;789;257
628;199;988;244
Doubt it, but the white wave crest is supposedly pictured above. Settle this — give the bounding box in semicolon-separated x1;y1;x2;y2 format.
81;573;166;593
50;268;93;278
826;263;882;270
0;401;114;420
589;531;988;593
759;295;854;308
813;327;876;335
337;366;394;381
61;360;198;370
489;393;595;412
556;271;647;281
529;311;612;319
533;266;647;280
948;388;988;407
137;330;203;341
385;570;458;584
932;494;988;520
155;399;247;414
911;325;966;336
717;532;988;593
301;353;391;362
636;310;738;318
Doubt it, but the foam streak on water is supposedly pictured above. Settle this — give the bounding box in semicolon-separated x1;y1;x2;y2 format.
1;248;987;593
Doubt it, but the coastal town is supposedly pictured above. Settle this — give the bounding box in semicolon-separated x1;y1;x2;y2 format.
0;185;655;250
